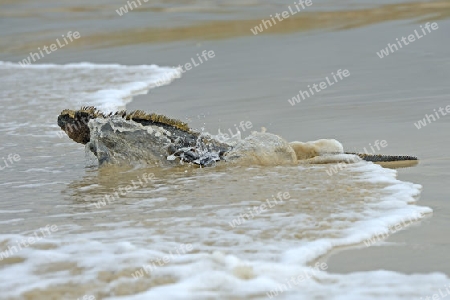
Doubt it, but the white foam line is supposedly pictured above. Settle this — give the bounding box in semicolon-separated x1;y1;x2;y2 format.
0;61;171;70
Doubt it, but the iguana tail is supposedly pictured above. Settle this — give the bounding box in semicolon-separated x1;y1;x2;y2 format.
346;153;418;162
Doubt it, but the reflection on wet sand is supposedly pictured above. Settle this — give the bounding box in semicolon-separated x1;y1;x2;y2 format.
5;1;450;54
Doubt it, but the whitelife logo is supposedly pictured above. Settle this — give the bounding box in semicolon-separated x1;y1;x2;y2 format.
250;0;313;35
18;31;81;66
229;192;290;228
414;105;450;129
0;225;58;261
288;69;350;106
376;22;439;58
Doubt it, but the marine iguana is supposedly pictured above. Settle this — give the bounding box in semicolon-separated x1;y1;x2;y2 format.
57;107;418;167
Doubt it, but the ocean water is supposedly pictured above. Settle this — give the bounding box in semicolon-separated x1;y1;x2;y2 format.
1;0;450;298
0;62;446;299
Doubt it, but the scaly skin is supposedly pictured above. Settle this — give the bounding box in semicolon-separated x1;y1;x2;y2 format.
57;107;418;166
348;153;417;162
57;106;193;144
57;107;230;166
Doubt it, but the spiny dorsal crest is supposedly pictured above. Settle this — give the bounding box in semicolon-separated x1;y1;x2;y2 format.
66;107;191;132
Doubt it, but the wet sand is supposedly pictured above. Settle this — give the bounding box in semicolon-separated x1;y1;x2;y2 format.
122;20;450;276
2;1;450;54
13;11;450;276
1;0;450;294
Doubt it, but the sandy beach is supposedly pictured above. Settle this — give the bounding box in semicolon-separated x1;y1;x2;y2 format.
125;19;450;275
1;0;450;299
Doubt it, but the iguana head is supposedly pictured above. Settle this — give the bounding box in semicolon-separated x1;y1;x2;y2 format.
58;107;193;145
57;107;102;144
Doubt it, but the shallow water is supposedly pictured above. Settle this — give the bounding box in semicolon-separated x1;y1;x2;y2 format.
0;62;441;299
1;0;450;299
